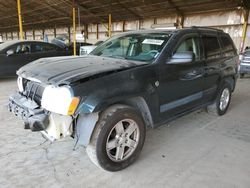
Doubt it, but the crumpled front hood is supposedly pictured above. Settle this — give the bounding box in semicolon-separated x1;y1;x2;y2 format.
17;55;146;85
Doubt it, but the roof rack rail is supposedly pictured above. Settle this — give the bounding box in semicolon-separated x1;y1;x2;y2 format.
191;26;223;32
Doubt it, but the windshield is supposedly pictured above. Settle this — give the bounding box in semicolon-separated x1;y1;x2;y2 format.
91;32;171;63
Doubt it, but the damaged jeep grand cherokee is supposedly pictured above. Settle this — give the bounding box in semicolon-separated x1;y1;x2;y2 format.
8;27;238;171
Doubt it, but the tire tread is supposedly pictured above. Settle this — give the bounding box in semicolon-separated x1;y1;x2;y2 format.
86;104;138;170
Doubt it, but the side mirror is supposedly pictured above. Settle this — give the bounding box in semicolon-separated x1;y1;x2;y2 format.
6;49;14;56
168;51;194;64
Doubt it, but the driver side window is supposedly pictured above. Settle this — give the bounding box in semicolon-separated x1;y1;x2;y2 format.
9;43;31;54
175;37;201;61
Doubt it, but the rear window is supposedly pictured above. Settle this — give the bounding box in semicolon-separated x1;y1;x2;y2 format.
203;36;221;60
220;35;235;57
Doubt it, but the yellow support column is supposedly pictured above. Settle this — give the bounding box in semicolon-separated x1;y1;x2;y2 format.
242;9;249;52
72;4;76;56
96;24;99;39
17;0;23;40
108;14;112;38
122;21;125;32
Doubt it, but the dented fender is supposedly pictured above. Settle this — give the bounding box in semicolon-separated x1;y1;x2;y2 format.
76;112;99;147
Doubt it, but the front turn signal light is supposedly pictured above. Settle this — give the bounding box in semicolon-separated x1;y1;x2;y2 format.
67;97;80;115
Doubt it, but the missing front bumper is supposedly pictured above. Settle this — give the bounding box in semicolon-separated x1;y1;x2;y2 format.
8;93;49;131
8;93;73;141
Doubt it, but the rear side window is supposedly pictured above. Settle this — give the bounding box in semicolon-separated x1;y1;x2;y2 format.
203;36;221;60
43;44;57;51
33;43;57;53
220;35;235;57
33;44;43;52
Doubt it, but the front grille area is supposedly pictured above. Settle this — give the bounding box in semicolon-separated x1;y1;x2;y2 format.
22;79;45;105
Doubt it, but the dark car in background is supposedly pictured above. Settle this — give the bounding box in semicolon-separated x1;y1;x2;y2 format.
239;48;250;78
0;40;70;77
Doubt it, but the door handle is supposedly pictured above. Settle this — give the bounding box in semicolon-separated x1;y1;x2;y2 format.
180;70;203;81
187;70;198;76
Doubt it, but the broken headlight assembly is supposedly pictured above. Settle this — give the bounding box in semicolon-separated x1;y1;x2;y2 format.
41;85;80;116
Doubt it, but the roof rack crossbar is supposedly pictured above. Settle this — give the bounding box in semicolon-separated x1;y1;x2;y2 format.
191;26;223;32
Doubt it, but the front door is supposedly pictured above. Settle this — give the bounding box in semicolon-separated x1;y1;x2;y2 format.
158;34;205;121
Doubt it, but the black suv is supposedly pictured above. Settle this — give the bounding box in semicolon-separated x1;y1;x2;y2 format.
8;27;238;171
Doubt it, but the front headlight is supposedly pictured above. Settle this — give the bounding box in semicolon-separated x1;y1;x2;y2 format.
41;85;80;115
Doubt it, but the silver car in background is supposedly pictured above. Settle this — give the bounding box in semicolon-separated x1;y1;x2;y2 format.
80;41;103;56
239;48;250;78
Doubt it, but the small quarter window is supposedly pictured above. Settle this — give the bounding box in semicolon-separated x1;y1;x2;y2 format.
220;36;235;57
203;36;221;60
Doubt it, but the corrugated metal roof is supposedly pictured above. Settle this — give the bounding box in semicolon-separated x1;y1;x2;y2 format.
0;0;248;32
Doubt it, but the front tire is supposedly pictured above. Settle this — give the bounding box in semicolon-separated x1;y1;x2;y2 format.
207;83;232;116
86;104;146;171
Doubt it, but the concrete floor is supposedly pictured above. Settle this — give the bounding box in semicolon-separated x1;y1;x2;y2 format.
0;77;250;188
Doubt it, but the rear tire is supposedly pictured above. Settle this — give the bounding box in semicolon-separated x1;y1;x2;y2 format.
86;104;146;171
240;73;245;78
207;83;232;116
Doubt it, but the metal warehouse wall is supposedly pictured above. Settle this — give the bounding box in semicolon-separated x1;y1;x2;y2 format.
1;10;250;51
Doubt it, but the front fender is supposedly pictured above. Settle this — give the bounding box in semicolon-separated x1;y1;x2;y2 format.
76;94;144;114
76;112;99;147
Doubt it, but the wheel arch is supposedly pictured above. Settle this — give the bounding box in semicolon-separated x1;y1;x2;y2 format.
75;96;154;147
116;97;154;128
224;75;236;92
94;96;154;128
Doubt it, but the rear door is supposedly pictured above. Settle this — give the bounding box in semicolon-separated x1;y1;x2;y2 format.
158;33;205;120
201;34;223;102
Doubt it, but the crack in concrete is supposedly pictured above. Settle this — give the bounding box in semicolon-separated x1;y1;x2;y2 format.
0;139;48;158
43;144;60;183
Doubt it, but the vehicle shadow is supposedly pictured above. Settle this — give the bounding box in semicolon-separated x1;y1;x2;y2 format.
0;77;17;83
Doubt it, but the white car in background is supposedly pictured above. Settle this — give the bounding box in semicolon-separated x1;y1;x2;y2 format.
80;41;103;55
